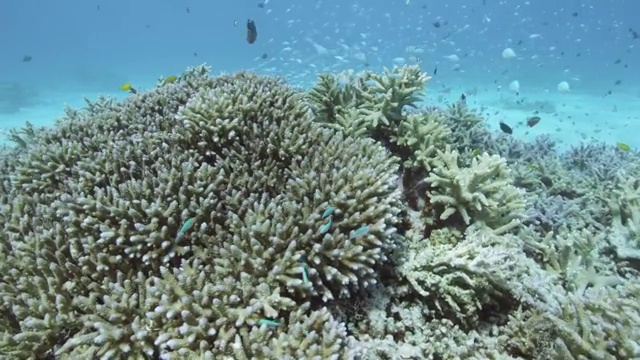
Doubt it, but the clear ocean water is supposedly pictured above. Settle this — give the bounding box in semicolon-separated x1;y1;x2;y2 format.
2;0;638;150
3;1;640;359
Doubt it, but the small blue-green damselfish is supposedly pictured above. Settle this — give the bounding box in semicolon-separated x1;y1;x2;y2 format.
176;218;196;239
322;207;335;219
349;225;370;239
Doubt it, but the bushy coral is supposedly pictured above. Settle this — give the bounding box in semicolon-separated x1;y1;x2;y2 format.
0;66;404;358
399;224;556;327
524;284;640;359
307;65;450;170
425;145;526;231
523;193;580;234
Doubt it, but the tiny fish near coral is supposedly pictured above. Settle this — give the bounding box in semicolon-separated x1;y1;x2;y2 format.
499;121;513;134
616;142;631;152
349;225;370;239
176;218;196;240
119;82;137;94
162;75;177;85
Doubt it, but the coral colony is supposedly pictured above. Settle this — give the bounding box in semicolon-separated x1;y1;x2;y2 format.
1;65;639;359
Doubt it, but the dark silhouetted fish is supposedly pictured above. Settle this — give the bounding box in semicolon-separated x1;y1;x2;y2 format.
247;19;258;44
526;116;541;127
499;121;513;134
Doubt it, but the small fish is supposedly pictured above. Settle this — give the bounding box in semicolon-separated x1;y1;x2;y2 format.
261;53;268;60
499;121;513;134
162;75;178;84
616;142;631;152
22;55;32;62
257;2;266;8
526;116;541;127
321;207;335;219
257;318;280;328
460;93;466;102
246;19;258;44
176;218;196;239
470;148;481;158
299;261;309;283
119;82;137;94
349;225;370;239
319;219;332;234
433;66;438;75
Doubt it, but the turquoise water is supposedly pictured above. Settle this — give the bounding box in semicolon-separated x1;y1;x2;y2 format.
2;1;640;359
2;0;639;149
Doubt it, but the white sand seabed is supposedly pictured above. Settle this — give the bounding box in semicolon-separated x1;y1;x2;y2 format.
1;86;639;153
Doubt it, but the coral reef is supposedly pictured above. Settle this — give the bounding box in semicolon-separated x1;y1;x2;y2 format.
0;66;402;359
426;146;526;231
1;63;639;360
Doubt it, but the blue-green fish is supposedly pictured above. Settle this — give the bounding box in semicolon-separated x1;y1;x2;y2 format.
322;207;335;219
349;225;370;239
258;318;280;328
176;218;196;239
319;219;332;234
300;261;309;283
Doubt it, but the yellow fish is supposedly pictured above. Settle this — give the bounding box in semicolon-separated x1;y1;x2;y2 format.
163;75;177;85
616;142;631;152
119;82;137;94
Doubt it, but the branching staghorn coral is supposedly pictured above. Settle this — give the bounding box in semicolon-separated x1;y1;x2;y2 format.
307;65;430;136
0;66;403;358
391;112;451;171
306;65;443;166
426;145;526;231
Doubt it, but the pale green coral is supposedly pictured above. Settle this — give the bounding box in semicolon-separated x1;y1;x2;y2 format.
307;65;443;170
426;145;525;231
307;65;430;137
600;174;640;266
399;224;557;327
391;112;451;171
525;284;640;359
0;66;402;358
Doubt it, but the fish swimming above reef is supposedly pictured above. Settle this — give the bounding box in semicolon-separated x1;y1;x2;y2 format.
119;82;137;94
247;19;258;44
162;75;177;85
616;142;631;152
526;116;541;127
499;121;513;134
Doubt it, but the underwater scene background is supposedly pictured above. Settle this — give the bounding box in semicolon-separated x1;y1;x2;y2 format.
1;0;639;359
